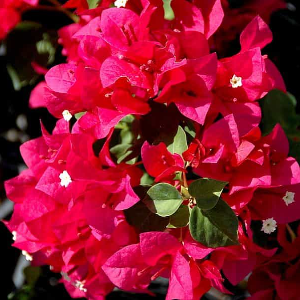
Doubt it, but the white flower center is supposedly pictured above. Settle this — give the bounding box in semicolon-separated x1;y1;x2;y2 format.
12;231;17;241
74;280;87;292
62;110;72;122
230;74;242;88
261;218;277;234
282;191;295;206
22;250;33;261
59;170;72;187
114;0;128;8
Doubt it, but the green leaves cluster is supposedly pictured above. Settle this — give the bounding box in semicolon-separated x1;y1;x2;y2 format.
188;178;238;248
144;177;238;248
261;89;300;163
6;22;58;90
8;266;41;300
110;115;138;164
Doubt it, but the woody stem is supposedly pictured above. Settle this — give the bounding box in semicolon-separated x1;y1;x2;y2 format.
182;172;188;188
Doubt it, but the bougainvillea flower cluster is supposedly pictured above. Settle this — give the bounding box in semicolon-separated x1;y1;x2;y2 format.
5;0;300;299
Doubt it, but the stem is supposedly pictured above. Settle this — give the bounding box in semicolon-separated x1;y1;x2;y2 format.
179;228;183;243
286;224;296;242
46;0;62;6
182;172;188;188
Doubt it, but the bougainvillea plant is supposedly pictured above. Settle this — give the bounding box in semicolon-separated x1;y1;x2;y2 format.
3;0;300;299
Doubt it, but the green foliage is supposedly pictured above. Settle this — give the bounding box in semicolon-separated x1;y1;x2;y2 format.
260;89;300;164
124;200;169;233
24;266;41;286
110;144;133;163
8;266;41;300
167;126;188;156
140;173;154;185
261;89;300;135
111;115;138;164
75;111;86;120
147;183;183;217
6;22;58;90
189;178;228;210
163;0;175;20
87;0;100;9
167;205;190;228
189;199;239;248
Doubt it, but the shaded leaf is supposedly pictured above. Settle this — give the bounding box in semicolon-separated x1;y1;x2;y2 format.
24;266;41;286
189;199;238;248
260;89;300;134
167;205;190;228
189;178;228;210
124;200;169;233
110;144;133;163
6;21;58;90
289;137;300;164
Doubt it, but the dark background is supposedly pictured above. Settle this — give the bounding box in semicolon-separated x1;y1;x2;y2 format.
0;0;299;299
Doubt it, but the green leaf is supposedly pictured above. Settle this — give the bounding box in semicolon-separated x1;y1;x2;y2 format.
289;137;300;164
110;144;133;163
184;121;196;139
124;200;169;233
260;89;300;134
120;128;134;144
6;64;22;91
24;266;41;286
6;21;58;90
75;111;86;120
87;0;99;9
167;205;190;228
189;199;238;248
140;172;154;185
147;183;183;217
167;126;188;156
188;178;228;210
8;285;34;300
163;0;175;20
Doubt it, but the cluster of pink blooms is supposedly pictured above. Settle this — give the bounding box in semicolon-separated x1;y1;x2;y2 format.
4;0;300;299
0;0;38;39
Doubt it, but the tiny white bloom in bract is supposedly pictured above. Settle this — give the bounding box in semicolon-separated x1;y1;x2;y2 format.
62;110;72;122
12;231;17;241
59;170;72;187
230;74;242;88
114;0;128;8
282;191;295;206
261;218;277;234
74;280;87;292
22;250;33;261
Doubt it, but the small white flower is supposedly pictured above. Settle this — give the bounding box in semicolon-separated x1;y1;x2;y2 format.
114;0;128;8
74;280;87;292
59;170;72;187
22;250;33;261
282;191;295;206
230;74;242;88
12;231;17;241
62;110;72;122
261;218;277;234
